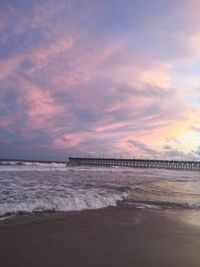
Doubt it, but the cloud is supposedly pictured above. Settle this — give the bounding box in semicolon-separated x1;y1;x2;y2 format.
192;147;200;156
191;126;200;133
127;139;159;156
1;0;200;159
0;117;12;129
17;78;66;131
126;139;194;160
163;145;171;150
0;55;23;80
164;149;187;159
28;37;76;70
165;137;181;144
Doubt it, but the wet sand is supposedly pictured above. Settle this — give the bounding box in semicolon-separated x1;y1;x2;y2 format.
0;208;200;267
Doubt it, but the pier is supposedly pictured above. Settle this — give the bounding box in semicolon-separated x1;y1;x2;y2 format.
67;157;200;171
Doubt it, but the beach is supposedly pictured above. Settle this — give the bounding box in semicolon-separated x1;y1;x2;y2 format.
0;162;200;267
1;208;200;267
2;0;200;265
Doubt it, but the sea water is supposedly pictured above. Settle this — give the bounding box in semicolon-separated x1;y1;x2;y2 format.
0;161;200;219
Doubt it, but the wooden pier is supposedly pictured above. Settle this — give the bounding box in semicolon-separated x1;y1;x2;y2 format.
67;157;200;172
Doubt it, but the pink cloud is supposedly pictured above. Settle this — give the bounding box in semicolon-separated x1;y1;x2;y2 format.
6;0;67;35
17;79;65;129
41;40;122;91
54;132;91;148
93;122;126;133
0;55;23;80
26;89;63;117
28;37;76;71
0;117;12;129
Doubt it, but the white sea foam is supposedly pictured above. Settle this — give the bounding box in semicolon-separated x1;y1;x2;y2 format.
0;160;133;172
0;189;128;217
134;203;159;209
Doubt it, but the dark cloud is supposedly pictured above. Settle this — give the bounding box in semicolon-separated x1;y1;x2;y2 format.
191;126;200;133
163;144;171;150
192;147;200;156
164;149;186;159
127;139;195;160
127;139;159;155
165;137;181;144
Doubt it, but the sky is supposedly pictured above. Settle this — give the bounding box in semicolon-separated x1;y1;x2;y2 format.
0;0;200;160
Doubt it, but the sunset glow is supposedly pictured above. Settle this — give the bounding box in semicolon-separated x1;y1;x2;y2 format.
0;0;200;160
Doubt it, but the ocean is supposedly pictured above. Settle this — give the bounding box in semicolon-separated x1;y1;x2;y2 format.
0;160;200;220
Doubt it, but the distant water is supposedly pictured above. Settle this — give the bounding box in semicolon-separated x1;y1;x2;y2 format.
0;160;200;220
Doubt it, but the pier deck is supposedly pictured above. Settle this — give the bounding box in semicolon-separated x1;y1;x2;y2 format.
67;157;200;172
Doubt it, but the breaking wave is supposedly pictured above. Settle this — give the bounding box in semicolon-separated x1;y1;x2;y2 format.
0;188;128;219
121;200;200;210
0;160;66;167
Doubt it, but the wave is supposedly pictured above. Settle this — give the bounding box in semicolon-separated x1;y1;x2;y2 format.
0;189;128;219
0;161;137;174
0;161;65;167
1;190;199;221
121;199;200;210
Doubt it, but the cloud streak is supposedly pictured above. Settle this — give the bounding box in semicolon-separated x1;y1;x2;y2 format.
0;0;200;160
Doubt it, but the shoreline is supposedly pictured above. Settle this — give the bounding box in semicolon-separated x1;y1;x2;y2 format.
0;207;200;267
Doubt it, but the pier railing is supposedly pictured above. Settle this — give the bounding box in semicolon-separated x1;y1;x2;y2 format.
67;157;200;171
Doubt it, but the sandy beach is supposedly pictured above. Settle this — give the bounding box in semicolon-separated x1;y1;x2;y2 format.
0;208;200;267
